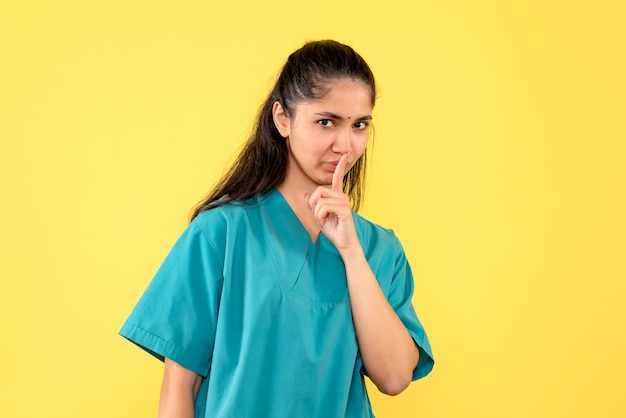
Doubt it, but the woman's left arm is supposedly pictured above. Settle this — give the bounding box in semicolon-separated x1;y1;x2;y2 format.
341;246;418;396
307;155;418;396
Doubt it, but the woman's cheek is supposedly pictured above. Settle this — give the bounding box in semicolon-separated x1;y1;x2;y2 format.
354;138;368;156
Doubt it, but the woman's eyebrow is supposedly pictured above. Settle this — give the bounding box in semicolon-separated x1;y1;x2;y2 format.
314;111;373;121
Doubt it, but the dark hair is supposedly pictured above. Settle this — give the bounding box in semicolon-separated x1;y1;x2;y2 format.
190;40;376;221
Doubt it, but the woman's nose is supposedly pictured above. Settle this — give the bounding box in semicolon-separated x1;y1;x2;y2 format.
332;127;352;154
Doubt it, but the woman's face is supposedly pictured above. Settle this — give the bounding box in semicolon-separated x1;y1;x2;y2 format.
273;78;373;190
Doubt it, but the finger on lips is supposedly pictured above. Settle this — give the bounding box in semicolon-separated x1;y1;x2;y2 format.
305;154;350;220
332;154;349;192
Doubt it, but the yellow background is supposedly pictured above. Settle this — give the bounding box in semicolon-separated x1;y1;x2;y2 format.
1;1;624;417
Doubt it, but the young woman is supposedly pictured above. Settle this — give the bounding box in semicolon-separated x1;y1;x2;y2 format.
120;40;434;418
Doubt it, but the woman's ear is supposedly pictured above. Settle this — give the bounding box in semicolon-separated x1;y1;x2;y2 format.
272;101;290;138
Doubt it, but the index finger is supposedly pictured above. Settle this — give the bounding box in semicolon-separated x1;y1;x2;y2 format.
332;154;349;192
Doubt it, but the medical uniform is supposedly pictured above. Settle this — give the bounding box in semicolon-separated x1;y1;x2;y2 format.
120;189;433;417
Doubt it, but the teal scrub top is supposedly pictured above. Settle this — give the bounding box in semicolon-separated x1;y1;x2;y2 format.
120;189;434;418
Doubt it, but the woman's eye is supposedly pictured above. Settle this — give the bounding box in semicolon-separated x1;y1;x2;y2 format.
318;119;334;127
353;121;369;130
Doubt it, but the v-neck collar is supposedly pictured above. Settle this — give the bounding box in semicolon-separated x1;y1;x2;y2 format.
271;189;321;244
260;190;312;286
260;189;347;305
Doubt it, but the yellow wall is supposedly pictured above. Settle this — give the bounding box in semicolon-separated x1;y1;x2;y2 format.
1;1;624;417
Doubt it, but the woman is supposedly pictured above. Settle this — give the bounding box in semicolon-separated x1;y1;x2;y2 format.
120;40;434;418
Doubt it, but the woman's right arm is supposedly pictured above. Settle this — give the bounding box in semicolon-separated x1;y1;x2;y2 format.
158;358;203;418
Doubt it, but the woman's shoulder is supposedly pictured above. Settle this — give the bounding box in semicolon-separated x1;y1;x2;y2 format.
352;211;395;236
193;194;266;221
189;193;268;235
352;212;402;251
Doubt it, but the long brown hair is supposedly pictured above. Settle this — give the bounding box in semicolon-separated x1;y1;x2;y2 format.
190;40;376;221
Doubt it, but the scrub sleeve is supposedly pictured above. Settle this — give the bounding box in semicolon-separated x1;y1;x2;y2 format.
388;241;434;380
119;222;222;377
